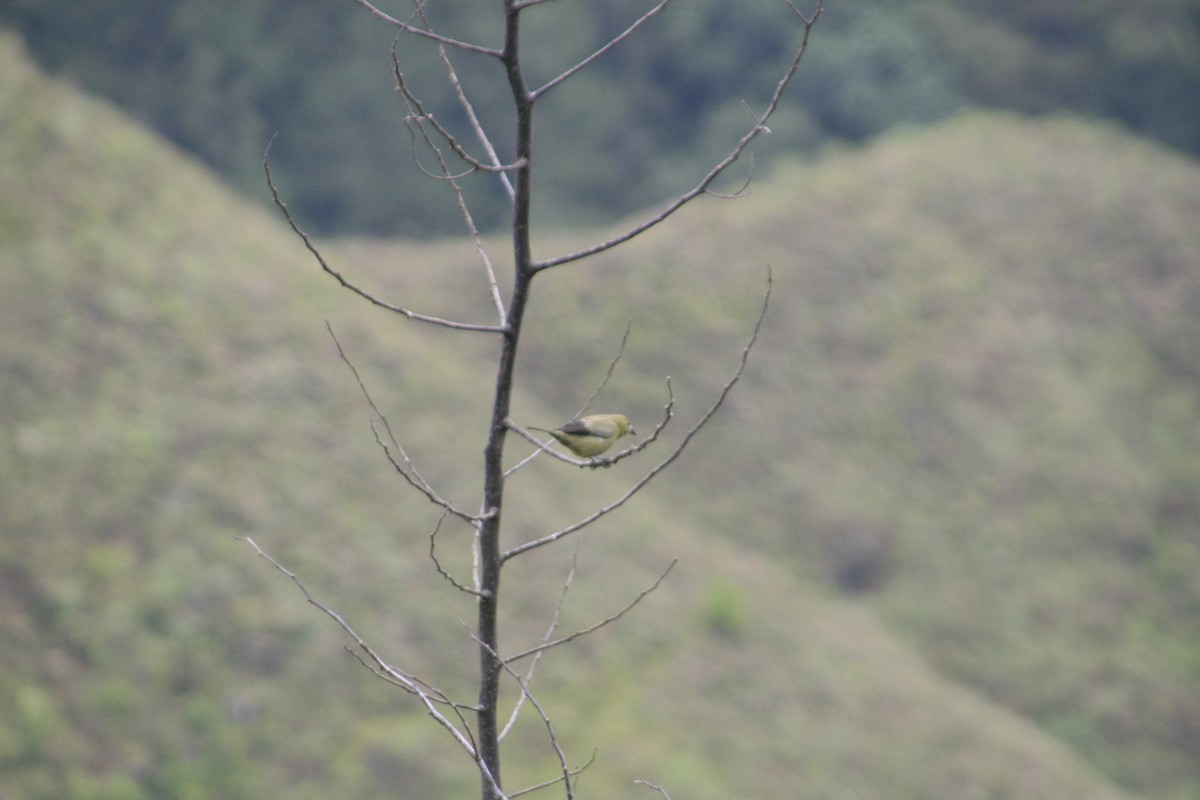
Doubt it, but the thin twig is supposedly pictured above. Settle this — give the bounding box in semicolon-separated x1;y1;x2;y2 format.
504;376;674;472
371;421;483;520
509;750;597;798
503;270;772;561
533;5;822;271
500;546;580;740
783;0;823;26
466;622;576;799
529;0;672;101
506;559;677;662
239;536;508;798
263;138;504;333
576;320;633;417
342;645;479;712
408;3;518;201
390;46;508;321
705;148;756;200
391;38;524;177
325;323;479;523
346;0;502;57
429;509;484;596
503;323;638;476
635;779;674;800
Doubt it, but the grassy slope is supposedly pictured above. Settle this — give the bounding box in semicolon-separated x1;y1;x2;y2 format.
504;114;1200;797
4;27;1196;799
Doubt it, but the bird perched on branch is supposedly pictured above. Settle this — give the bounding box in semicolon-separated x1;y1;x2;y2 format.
528;414;635;458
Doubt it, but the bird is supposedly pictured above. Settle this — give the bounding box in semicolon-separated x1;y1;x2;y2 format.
527;414;635;458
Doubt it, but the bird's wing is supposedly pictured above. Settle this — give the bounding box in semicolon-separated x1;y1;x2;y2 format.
557;418;598;436
554;419;604;438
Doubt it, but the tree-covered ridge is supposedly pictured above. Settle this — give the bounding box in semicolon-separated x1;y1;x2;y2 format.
1;0;1196;235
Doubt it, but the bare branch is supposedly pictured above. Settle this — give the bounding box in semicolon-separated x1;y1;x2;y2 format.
342;645;479;713
429;509;485;596
529;0;672;101
239;536;507;796
704;137;756;199
503;323;638;476
346;0;502;57
506;559;677;662
466;623;575;799
504;384;670;471
509;750;597;799
502;435;552;477
575;320;633;417
404;5;518;201
372;422;486;521
389;55;508;322
325;323;480;522
264;137;504;333
500;546;580;741
503;375;674;474
533;5;823;271
635;779;675;800
391;40;525;177
503;270;772;561
783;0;823;26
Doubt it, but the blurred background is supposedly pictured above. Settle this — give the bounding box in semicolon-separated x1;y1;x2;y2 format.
2;0;1197;236
2;2;1199;798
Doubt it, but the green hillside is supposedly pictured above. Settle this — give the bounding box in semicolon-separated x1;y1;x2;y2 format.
3;29;1198;800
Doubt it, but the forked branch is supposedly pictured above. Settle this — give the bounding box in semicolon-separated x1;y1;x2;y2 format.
264;137;505;333
504;378;673;470
390;44;508;321
529;0;672;101
326;323;480;523
468;626;575;799
391;40;525;177
506;559;677;662
502;271;773;562
239;536;506;797
347;0;502;57
534;1;823;271
499;549;580;741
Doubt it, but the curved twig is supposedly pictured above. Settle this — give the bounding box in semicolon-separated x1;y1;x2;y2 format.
391;39;525;177
509;750;597;798
575;320;633;417
389;48;508;322
404;5;518;201
429;509;484;596
533;4;822;271
500;545;580;741
635;779;675;800
326;323;480;522
506;559;677;662
530;0;672;102
503;270;772;561
347;0;502;57
504;379;672;470
466;623;575;799
264;138;504;333
240;536;507;798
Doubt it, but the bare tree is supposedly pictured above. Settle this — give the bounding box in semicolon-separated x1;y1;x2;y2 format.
250;2;822;797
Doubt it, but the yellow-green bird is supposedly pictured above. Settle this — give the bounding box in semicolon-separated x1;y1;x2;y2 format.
528;414;635;458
